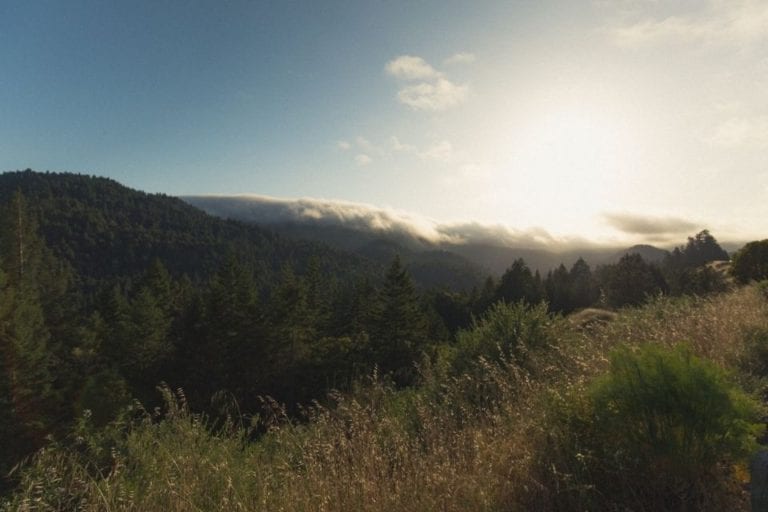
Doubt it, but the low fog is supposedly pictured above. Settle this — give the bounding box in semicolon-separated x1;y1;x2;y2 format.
183;195;609;252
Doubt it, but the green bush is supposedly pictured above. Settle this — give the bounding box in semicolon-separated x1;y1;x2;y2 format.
592;344;759;469
452;301;552;369
539;343;761;511
731;240;768;284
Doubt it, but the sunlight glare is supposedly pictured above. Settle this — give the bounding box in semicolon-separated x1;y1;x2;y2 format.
500;103;630;236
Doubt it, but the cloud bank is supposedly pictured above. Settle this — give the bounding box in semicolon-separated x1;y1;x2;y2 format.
602;212;699;239
183;194;594;251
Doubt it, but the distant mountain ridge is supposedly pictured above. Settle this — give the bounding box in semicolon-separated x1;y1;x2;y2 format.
0;172;686;294
607;244;670;264
0;170;489;292
183;195;672;277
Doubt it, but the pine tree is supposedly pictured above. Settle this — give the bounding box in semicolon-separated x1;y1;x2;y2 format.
544;264;571;313
199;255;266;409
496;258;543;305
569;258;599;310
0;192;57;474
370;256;429;385
599;254;668;308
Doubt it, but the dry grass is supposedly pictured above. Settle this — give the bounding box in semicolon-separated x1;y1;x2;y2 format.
5;285;768;512
596;285;768;367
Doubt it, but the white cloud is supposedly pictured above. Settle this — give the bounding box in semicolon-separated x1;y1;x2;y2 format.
337;140;351;151
385;55;442;80
419;140;455;163
390;136;416;153
186;194;455;243
609;0;768;47
385;54;470;111
184;194;592;250
355;154;372;166
444;52;476;65
397;78;469;111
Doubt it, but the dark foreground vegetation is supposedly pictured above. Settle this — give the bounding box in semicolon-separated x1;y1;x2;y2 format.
2;170;768;510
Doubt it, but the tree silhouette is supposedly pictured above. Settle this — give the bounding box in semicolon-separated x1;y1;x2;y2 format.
731;240;768;283
371;255;429;385
599;254;667;308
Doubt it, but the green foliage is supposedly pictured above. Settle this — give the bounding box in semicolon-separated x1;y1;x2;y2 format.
429;290;472;335
370;256;430;385
544;258;599;313
665;264;728;297
663;231;730;297
76;368;132;427
541;343;761;510
667;230;729;268
0;170;371;288
732;239;768;284
598;253;668;308
495;258;543;305
592;344;758;467
451;300;552;374
738;327;768;394
0;193;60;481
5;284;768;511
0;172;758;508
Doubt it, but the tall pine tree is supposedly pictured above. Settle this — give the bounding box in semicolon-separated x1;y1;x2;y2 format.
370;256;429;385
0;192;57;478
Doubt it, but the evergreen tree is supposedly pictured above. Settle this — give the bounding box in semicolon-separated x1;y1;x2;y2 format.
201;255;265;408
430;290;472;335
598;254;668;308
664;231;729;295
496;258;543;305
731;240;768;283
370;256;429;385
0;193;57;478
544;264;571;313
303;256;333;333
667;230;729;269
569;258;599;310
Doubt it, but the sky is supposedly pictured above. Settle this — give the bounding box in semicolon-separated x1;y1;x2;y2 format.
2;0;767;246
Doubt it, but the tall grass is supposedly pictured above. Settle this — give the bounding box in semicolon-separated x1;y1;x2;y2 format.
4;285;768;511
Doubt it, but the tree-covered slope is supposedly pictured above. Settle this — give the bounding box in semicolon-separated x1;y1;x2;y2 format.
0;170;375;286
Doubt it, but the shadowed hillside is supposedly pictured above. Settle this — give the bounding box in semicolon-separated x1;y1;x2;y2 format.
0;170;375;286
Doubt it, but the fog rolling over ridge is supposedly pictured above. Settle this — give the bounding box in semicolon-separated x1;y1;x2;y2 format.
183;195;675;275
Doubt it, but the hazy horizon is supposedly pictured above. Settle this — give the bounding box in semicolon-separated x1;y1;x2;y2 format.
3;1;767;245
183;192;750;252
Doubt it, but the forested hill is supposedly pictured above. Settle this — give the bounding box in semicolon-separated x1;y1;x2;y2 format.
0;170;375;286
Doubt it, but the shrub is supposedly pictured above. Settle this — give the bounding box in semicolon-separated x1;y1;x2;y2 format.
536;343;761;511
451;301;552;374
591;344;759;469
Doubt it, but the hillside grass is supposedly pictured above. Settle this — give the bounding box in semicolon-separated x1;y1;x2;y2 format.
5;285;768;512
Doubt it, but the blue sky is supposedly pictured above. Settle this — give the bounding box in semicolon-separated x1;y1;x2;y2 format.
2;1;768;244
